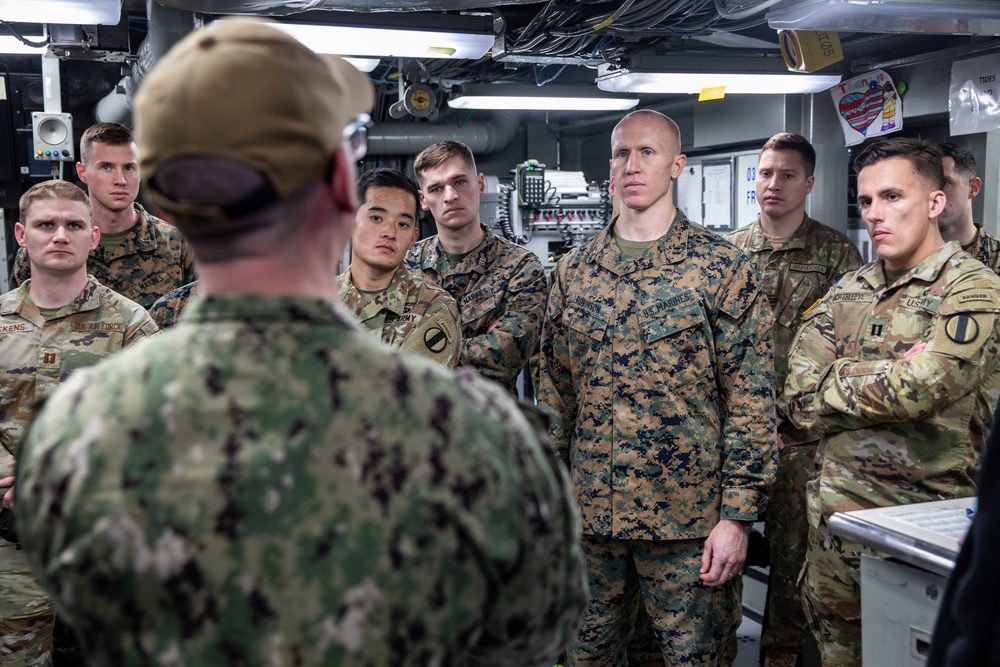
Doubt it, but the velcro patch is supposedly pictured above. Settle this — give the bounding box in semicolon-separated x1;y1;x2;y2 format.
945;314;979;344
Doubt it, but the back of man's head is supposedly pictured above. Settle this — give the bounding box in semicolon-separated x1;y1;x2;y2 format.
133;19;373;260
854;137;945;189
357;168;420;210
19;179;92;222
413;140;476;183
761;132;816;176
939;142;978;182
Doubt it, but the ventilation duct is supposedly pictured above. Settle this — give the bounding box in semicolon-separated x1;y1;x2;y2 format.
367;114;519;155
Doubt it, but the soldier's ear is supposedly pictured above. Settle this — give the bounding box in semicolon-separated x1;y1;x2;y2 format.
13;222;26;247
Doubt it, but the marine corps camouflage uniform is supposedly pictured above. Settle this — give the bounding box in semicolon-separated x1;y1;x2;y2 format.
780;241;1000;666
537;211;777;665
406;224;548;396
337;265;461;368
149;280;200;329
0;276;158;667
14;294;588;667
964;226;1000;275
726;215;861;667
11;203;197;308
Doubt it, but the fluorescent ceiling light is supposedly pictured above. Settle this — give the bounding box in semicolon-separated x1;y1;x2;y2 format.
0;35;46;55
260;20;494;61
0;0;121;25
341;57;380;73
596;56;841;95
449;85;639;111
767;0;1000;35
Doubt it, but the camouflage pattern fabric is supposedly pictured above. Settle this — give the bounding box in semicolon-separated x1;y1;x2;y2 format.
725;215;860;665
567;536;741;667
406;225;548;396
965;227;1000;275
537;212;776;664
11;204;197;309
780;242;1000;665
149;280;199;330
337;265;461;368
801;520;873;667
0;276;157;667
14;294;588;667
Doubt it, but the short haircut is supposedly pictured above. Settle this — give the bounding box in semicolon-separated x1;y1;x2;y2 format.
853;137;945;190
613;109;682;153
19;179;93;223
760;132;816;176
357;168;420;213
939;142;978;182
413;141;476;185
80;122;135;163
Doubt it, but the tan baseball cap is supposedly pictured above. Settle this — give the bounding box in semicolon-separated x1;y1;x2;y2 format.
134;18;373;232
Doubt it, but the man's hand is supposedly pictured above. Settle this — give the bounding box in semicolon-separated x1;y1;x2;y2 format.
904;341;927;361
776;415;785;451
0;476;15;510
699;519;749;587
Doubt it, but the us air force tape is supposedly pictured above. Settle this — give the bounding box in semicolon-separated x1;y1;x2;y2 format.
945;314;979;344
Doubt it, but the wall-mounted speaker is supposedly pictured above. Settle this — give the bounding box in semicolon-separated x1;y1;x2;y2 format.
31;112;74;161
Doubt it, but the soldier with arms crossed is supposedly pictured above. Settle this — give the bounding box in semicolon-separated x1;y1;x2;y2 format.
780;137;1000;666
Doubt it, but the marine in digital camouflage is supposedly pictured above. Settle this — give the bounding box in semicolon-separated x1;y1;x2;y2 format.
337;265;461;368
726;214;861;666
15;294;588;667
537;209;776;662
780;241;1000;665
0;275;157;667
11;203;197;309
964;226;1000;275
406;224;548;396
149;280;199;329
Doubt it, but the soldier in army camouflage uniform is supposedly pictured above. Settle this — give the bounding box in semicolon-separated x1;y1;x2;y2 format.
406;141;548;396
780;137;1000;666
537;109;777;666
338;168;461;368
15;21;587;667
726;133;862;667
0;180;157;667
149;279;199;329
10;122;197;308
938;143;1000;274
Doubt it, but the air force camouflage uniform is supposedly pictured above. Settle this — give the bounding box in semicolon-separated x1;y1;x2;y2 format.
406;225;548;396
0;276;157;666
14;295;588;666
537;212;777;664
337;265;461;368
965;226;1000;275
149;280;200;329
780;242;1000;665
12;203;197;308
725;216;861;667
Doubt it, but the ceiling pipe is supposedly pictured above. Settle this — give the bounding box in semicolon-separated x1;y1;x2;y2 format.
367;114;520;155
95;0;198;125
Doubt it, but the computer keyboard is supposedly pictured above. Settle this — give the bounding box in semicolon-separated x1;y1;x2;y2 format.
892;506;973;540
